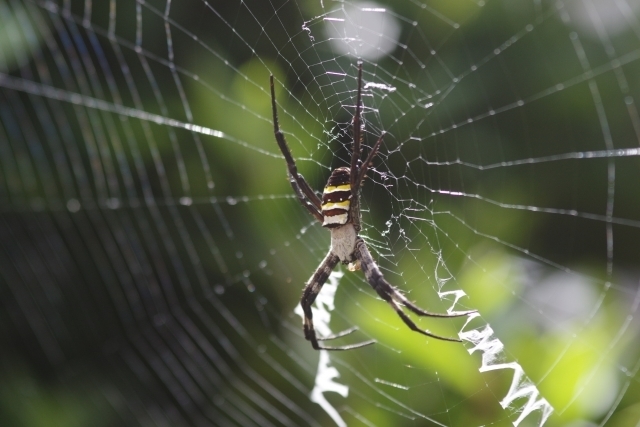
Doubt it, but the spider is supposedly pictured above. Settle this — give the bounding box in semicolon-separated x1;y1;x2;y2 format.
270;63;476;350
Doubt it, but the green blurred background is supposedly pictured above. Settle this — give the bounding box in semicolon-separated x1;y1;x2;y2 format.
1;0;640;426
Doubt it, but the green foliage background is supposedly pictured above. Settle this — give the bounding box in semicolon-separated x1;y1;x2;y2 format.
1;0;639;426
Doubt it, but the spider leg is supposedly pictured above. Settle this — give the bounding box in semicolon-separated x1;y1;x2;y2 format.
347;63;385;193
301;251;376;350
355;238;476;343
391;288;476;319
350;62;364;189
288;174;325;224
270;75;324;223
355;132;385;191
317;326;359;340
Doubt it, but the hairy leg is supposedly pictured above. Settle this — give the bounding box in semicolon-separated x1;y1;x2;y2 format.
270;75;323;223
355;238;475;342
301;251;375;350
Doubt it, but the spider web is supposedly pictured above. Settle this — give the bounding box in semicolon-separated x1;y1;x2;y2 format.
1;0;640;426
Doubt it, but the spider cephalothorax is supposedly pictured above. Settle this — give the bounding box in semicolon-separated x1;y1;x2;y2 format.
270;62;476;350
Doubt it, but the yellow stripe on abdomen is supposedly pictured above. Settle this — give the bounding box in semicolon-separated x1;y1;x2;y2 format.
324;184;351;193
322;200;350;211
322;167;352;228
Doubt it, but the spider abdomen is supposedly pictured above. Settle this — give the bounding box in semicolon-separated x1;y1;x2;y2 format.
330;223;357;263
322;167;352;228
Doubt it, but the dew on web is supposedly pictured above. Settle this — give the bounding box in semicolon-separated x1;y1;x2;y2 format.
1;0;640;426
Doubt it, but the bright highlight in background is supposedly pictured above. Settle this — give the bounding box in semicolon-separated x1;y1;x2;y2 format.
324;1;401;60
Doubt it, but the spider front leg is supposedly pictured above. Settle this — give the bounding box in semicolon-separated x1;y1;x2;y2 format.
355;238;476;342
347;62;385;195
270;75;324;224
350;62;364;189
301;252;376;351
